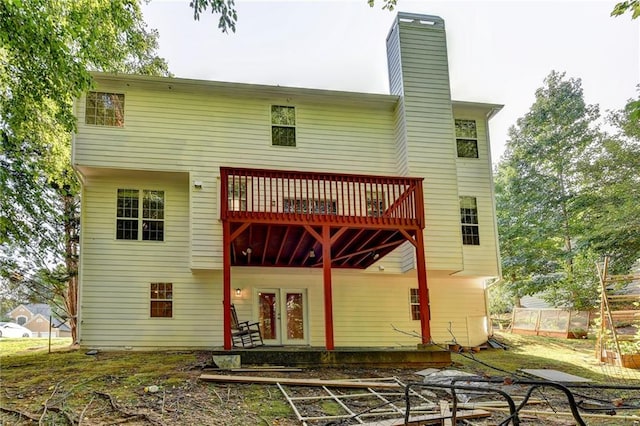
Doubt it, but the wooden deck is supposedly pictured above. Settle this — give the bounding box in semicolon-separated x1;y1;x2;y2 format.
220;167;424;269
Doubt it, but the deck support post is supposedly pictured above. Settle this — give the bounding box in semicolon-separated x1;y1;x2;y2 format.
223;221;232;350
415;230;431;344
322;225;335;350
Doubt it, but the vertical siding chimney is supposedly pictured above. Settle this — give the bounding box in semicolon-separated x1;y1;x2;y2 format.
387;13;463;272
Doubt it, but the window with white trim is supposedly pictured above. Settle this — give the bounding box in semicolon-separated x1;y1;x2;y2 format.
366;190;385;217
455;119;478;158
85;92;125;127
410;289;420;320
16;316;27;325
460;196;480;245
228;179;248;211
150;283;173;318
116;189;165;241
271;105;296;146
283;198;337;214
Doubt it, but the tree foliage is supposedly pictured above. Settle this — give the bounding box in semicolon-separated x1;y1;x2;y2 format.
576;91;640;273
611;0;640;19
496;73;640;310
0;0;168;341
188;0;398;33
495;71;600;309
611;1;640;120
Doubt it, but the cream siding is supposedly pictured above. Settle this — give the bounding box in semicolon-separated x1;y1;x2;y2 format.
453;107;500;277
75;81;401;270
74;12;503;349
386;16;463;273
79;171;226;348
428;272;489;347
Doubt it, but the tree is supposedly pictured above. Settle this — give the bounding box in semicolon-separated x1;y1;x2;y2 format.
611;1;640;120
611;0;640;19
576;91;640;273
188;0;398;33
495;71;600;309
0;0;169;342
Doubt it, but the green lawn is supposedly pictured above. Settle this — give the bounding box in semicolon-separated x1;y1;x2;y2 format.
0;337;73;356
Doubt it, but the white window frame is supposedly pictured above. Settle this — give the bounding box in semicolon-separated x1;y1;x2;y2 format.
85;91;125;127
460;196;480;245
150;282;173;318
271;105;296;147
409;289;420;320
116;189;165;241
455;119;478;158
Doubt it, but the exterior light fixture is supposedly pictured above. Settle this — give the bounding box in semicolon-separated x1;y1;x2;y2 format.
372;252;380;260
235;288;242;296
309;249;316;258
242;247;252;256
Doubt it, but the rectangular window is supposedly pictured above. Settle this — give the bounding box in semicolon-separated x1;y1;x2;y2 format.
228;178;248;211
116;189;139;240
460;196;480;245
366;191;385;217
283;198;337;214
85;92;125;127
117;189;164;241
271;105;296;146
455;119;478;158
410;289;420;320
150;283;173;318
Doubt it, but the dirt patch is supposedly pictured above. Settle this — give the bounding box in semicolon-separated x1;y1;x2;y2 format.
2;342;640;425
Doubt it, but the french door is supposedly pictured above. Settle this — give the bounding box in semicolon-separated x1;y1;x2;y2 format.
256;289;308;345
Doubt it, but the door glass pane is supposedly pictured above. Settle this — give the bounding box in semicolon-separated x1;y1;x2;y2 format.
258;292;277;340
286;292;304;340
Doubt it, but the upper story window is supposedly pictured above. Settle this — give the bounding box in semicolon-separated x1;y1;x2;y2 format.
86;92;125;127
271;105;296;147
455;119;478;158
116;189;165;241
16;316;27;325
460;196;480;245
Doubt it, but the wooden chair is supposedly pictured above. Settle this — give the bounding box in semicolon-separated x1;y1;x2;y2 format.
230;304;264;348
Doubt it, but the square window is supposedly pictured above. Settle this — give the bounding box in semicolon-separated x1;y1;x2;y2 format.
85;92;125;127
455;119;478;158
117;189;164;241
457;139;478;158
271;106;296;146
150;283;173;318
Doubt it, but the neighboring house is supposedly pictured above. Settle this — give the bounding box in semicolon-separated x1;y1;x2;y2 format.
72;13;503;350
7;304;71;338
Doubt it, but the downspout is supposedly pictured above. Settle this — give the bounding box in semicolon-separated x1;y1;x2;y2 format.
485;105;504;338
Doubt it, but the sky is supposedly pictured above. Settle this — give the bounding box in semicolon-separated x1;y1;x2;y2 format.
141;0;639;163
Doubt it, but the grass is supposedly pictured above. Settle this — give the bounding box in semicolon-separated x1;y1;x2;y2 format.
1;333;639;424
454;332;640;382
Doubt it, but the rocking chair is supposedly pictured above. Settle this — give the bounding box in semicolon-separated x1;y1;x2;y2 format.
230;304;264;348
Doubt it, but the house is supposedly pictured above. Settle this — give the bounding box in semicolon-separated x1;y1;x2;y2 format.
7;304;71;338
72;12;502;350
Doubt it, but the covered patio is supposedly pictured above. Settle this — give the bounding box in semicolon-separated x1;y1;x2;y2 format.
220;167;430;350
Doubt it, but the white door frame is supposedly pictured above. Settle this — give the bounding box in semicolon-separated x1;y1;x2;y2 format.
255;288;308;345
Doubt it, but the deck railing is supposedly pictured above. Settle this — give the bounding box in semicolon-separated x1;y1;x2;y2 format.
220;167;424;228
